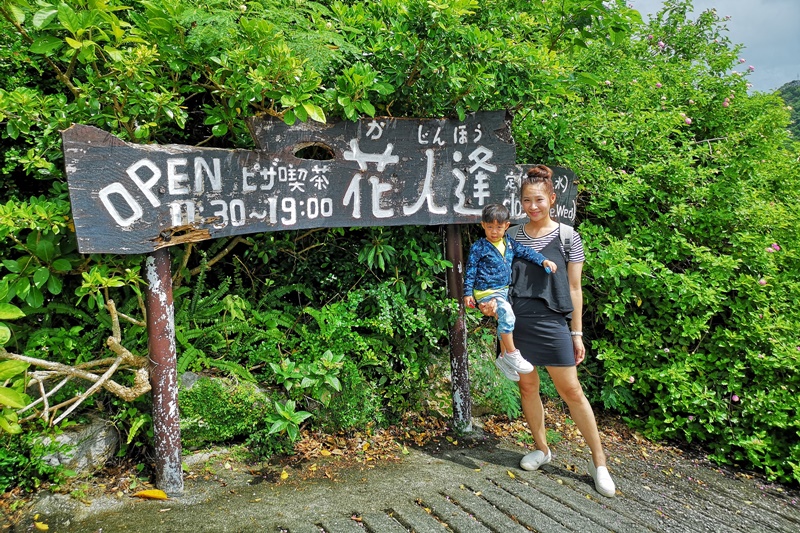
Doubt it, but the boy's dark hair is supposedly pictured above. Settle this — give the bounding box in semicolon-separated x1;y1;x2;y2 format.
481;203;510;223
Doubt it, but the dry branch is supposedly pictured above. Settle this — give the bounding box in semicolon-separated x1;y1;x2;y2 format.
1;300;152;426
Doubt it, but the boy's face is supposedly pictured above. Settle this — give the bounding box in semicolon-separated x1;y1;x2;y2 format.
481;220;510;243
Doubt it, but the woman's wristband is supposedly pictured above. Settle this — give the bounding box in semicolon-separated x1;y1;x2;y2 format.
570;331;583;337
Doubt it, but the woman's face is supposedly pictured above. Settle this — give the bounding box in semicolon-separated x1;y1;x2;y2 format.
521;183;555;223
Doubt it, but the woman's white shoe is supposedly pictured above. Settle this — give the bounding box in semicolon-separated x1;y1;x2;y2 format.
520;449;551;471
587;460;616;497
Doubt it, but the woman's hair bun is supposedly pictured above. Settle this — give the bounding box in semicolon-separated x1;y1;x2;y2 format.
526;164;553;180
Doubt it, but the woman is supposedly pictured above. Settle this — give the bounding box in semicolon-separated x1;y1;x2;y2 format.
480;164;616;498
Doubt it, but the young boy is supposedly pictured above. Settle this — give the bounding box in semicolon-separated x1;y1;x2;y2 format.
463;204;557;381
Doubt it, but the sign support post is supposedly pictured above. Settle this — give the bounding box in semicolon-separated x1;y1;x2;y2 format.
144;248;183;495
445;224;472;432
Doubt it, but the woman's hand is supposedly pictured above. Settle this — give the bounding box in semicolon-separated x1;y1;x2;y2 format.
477;298;497;318
573;335;586;365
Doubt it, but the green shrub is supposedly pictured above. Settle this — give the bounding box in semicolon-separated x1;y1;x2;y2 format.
178;378;271;449
318;360;386;432
0;424;70;493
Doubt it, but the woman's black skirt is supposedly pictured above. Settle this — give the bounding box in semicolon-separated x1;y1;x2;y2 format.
512;298;575;367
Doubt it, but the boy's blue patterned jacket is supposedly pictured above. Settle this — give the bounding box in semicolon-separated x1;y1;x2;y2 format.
463;236;548;296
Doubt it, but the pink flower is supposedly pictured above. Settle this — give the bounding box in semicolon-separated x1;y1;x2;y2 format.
739;58;746;63
605;80;612;86
655;82;662;88
658;41;666;49
628;376;635;383
722;101;729;108
731;394;740;402
688;415;695;421
663;348;670;353
748;65;755;72
765;246;774;252
688;99;695;104
771;243;780;251
758;278;767;286
684;118;692;125
758;354;765;359
647;34;654;40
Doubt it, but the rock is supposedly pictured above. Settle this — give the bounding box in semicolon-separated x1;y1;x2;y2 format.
42;417;119;474
180;371;201;390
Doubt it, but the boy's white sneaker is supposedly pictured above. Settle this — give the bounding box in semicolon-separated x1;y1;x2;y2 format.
494;356;520;382
588;460;616;497
503;349;534;374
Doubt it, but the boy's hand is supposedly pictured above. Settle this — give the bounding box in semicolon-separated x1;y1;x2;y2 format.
543;260;557;274
464;296;476;308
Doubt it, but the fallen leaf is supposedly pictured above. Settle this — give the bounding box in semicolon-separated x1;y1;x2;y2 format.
132;490;169;500
280;470;289;480
320;449;331;456
34;522;49;531
507;470;516;479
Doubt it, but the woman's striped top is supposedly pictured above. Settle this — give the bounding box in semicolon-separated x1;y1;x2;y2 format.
513;225;586;263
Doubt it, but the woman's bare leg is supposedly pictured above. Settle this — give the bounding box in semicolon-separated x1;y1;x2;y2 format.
518;369;548;453
546;365;607;467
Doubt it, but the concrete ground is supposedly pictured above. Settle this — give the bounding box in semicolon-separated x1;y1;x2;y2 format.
12;426;800;533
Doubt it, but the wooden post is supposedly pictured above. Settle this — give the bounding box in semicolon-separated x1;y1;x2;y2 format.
144;248;183;495
445;224;472;432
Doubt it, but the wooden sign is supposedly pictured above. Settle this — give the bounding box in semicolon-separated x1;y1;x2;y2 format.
61;111;576;254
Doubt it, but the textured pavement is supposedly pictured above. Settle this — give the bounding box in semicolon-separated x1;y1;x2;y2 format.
19;429;800;533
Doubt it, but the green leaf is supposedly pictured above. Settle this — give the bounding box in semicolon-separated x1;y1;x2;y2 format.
575;72;602;85
36;240;55;262
0;387;29;409
6;121;19;140
268;420;287;435
2;260;20;273
32;8;59;29
0;361;29;381
0;415;22;434
65;37;82;50
33;267;50;288
211;123;228;137
325;375;341;392
358;101;376;117
0;303;25;320
47;275;63;295
26;286;44;308
291;410;313;424
51;258;71;272
7;4;24;24
14;277;30;299
57;3;80;34
283;109;296;125
0;325;10;346
30;36;64;55
302;103;326;123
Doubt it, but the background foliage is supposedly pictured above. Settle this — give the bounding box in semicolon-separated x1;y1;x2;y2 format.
1;0;798;489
